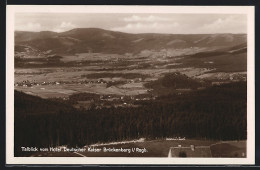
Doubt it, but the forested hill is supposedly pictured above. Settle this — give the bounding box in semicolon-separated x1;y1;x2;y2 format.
14;90;75;115
15;28;246;54
14;82;247;156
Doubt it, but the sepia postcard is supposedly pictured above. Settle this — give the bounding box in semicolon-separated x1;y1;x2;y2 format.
6;5;255;165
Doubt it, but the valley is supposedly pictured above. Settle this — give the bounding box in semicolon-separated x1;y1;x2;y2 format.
14;29;246;109
14;28;247;157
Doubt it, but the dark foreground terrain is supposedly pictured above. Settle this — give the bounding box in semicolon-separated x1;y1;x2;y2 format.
14;81;247;157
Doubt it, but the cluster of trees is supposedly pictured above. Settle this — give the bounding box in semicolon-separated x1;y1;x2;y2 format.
106;81;126;88
14;81;247;156
145;72;203;89
65;92;100;105
144;72;210;95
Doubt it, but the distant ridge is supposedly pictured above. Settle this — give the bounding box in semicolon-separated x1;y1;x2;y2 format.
15;28;247;55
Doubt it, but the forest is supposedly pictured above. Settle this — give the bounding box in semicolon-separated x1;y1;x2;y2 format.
14;81;247;156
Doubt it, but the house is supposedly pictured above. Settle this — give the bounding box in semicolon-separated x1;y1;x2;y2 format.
168;145;212;157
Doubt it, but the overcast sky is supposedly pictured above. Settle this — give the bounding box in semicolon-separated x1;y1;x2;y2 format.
15;13;247;34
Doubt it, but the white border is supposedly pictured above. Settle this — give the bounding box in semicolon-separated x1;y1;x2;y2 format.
6;5;255;165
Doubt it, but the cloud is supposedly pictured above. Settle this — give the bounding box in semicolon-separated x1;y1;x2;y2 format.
111;22;180;34
16;22;42;32
198;16;247;33
15;21;77;32
53;22;76;32
123;15;172;22
15;13;247;34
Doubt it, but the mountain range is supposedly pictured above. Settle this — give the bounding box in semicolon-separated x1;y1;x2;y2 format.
15;28;247;55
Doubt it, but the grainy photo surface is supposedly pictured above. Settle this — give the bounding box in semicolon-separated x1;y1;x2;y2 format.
6;5;255;165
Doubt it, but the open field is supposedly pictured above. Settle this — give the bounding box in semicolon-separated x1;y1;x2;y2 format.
15;63;246;99
15;81;149;98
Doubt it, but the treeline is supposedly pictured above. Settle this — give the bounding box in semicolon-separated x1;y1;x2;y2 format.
81;73;149;79
14;81;247;156
14;57;104;68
